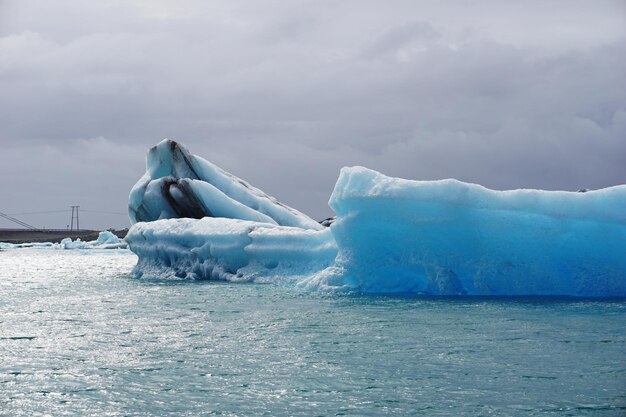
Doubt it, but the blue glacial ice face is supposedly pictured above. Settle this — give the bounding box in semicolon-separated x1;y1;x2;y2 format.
127;142;626;297
128;139;323;230
301;167;626;296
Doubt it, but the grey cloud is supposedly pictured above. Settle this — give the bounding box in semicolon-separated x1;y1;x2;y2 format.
361;21;441;59
1;0;625;228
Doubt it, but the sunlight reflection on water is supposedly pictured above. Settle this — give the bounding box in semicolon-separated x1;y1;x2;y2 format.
1;249;625;416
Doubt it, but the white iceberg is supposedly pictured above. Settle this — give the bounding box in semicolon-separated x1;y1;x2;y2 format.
126;141;626;297
0;241;57;250
58;231;128;250
127;218;336;282
0;231;128;250
129;139;323;230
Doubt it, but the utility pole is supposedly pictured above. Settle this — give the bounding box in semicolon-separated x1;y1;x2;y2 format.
70;205;80;231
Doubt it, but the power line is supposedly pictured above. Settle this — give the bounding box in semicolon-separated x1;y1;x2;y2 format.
7;209;128;216
1;207;129;230
6;210;69;215
81;209;128;215
0;211;38;230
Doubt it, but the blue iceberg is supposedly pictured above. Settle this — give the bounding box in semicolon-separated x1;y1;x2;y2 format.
129;139;323;230
126;140;626;297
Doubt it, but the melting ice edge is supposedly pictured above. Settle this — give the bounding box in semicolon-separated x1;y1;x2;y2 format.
126;139;626;296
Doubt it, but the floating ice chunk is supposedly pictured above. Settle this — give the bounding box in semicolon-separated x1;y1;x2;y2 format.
59;232;127;249
127;142;626;297
301;167;626;296
0;241;55;249
129;139;323;230
93;231;125;246
126;218;336;281
0;231;127;250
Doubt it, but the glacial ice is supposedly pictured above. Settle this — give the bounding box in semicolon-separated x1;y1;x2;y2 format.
303;167;626;296
59;231;128;250
127;141;626;297
129;140;323;230
127;218;336;282
0;231;128;250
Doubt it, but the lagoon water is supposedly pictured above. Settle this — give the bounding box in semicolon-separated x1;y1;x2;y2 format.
0;249;624;416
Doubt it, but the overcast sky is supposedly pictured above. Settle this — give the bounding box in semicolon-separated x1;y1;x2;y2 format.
1;0;625;230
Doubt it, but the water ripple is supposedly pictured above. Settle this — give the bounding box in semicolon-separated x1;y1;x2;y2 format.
0;249;624;416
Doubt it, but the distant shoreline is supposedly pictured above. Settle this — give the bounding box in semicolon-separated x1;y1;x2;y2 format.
0;229;128;244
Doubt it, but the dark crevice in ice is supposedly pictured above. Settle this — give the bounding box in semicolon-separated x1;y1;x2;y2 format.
162;178;213;219
170;140;200;180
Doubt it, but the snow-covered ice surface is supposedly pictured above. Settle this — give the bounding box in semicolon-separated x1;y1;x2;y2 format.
0;231;128;250
127;142;626;297
127;218;336;283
